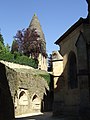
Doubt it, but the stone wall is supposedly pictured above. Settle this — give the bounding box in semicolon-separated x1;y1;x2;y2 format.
0;63;15;120
0;61;49;117
52;51;63;89
38;53;47;71
53;22;90;119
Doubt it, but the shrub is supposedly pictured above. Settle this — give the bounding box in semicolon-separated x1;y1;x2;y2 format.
0;52;38;68
0;52;14;62
14;55;38;68
39;73;50;85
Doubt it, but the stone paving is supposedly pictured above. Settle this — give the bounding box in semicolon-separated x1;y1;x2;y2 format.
15;112;65;120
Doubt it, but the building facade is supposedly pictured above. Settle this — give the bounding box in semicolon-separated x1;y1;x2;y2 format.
53;0;90;119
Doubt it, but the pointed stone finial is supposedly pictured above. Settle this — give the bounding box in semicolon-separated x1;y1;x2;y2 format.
29;14;46;42
34;13;37;16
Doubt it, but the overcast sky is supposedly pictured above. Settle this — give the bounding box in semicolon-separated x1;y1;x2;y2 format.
0;0;88;54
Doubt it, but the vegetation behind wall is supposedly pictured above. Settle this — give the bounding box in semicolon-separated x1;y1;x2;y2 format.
0;52;38;68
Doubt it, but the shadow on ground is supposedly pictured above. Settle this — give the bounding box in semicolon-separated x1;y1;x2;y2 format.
15;112;64;120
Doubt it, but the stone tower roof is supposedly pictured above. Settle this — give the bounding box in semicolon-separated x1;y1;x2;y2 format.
29;14;46;43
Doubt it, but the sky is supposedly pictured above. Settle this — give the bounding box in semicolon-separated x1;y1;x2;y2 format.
0;0;88;55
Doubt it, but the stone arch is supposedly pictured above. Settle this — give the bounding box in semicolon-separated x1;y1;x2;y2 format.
68;51;78;89
19;91;25;99
76;32;87;70
32;94;38;101
18;90;28;105
15;89;29;115
31;93;41;112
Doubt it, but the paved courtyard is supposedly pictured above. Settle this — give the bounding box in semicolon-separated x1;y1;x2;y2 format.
15;112;64;120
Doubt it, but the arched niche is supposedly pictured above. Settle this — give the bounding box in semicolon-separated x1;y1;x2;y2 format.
31;94;41;111
68;51;78;89
18;89;28;105
76;32;87;70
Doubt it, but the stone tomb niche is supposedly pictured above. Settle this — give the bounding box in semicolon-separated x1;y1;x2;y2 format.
31;94;41;112
19;90;28;105
15;88;29;115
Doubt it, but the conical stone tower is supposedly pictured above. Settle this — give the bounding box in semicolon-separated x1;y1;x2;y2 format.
29;14;45;41
29;14;47;71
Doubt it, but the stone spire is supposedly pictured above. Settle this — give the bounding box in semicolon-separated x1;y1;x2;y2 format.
29;14;46;42
29;14;47;71
29;13;46;53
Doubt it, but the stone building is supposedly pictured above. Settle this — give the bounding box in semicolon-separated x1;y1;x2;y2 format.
29;14;47;71
53;0;90;119
0;61;49;119
52;51;63;89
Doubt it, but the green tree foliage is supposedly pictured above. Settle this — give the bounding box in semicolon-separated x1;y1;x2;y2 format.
5;43;10;52
14;54;38;68
0;33;37;68
0;33;5;53
39;73;50;85
0;51;37;68
0;33;4;45
0;41;6;53
11;39;19;53
0;52;14;62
